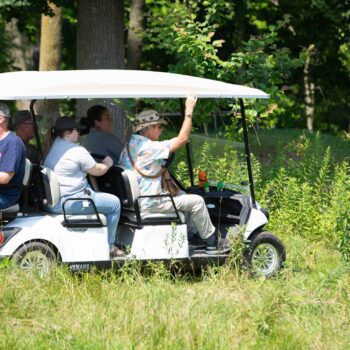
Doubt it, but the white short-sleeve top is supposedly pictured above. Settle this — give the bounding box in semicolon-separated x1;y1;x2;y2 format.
44;138;96;197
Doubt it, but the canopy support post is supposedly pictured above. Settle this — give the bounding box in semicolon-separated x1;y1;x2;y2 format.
29;100;43;162
239;98;256;207
179;98;194;187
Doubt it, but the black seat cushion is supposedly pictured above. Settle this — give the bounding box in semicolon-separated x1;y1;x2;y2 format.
94;166;129;207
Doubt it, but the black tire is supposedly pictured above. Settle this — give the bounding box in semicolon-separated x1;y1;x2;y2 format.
245;232;286;277
12;241;57;275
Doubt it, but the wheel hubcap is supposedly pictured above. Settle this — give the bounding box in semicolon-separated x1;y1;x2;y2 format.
251;243;278;276
19;251;52;275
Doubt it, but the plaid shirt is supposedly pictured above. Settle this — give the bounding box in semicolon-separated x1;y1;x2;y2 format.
119;134;171;208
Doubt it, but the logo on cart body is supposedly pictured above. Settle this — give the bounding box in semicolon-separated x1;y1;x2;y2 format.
70;263;91;272
207;204;216;209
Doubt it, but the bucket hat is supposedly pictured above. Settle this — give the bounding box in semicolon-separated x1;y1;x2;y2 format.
134;110;167;133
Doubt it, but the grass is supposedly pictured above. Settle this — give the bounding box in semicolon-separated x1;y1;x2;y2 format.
1;240;350;349
250;128;349;161
1;128;350;349
186;128;350;180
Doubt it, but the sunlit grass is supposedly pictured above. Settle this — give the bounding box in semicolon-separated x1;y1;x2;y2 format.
1;129;349;349
1;240;350;349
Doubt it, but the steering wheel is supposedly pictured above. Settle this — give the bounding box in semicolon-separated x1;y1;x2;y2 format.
164;152;175;169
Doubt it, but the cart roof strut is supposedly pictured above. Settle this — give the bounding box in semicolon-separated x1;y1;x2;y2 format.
0;70;269;100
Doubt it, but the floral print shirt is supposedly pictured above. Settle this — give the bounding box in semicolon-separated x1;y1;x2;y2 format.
119;134;171;208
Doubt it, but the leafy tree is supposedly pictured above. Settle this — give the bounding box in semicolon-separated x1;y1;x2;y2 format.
144;0;304;137
248;0;350;132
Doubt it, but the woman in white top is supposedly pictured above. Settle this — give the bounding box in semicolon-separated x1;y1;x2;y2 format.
43;116;124;257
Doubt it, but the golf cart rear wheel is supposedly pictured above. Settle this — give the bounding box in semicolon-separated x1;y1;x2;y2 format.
246;232;285;277
12;242;57;275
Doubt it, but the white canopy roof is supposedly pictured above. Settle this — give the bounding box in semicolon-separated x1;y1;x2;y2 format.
0;69;269;100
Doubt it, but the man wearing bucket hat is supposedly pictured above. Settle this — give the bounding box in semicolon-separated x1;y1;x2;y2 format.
119;94;229;255
0;102;26;209
12;110;40;164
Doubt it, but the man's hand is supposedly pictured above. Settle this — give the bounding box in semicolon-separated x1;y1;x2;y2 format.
185;93;197;116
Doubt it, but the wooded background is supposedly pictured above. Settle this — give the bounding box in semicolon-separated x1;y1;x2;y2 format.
0;0;349;138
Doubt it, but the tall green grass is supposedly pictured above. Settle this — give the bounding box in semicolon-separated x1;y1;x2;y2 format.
1;255;350;349
173;131;350;260
1;130;350;349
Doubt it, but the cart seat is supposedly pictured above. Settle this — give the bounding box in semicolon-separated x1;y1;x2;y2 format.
41;167;107;227
115;166;185;225
0;158;33;214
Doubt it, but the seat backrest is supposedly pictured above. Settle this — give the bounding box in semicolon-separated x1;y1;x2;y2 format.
118;166;141;209
22;158;33;186
40;166;60;208
93;165;140;209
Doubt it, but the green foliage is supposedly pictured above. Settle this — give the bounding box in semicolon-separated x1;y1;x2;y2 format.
143;0;350;133
257;0;350;133
171;130;350;262
144;1;305;129
258;135;350;260
0;0;53;20
333;163;350;261
0;0;69;20
1;130;350;348
2;249;350;348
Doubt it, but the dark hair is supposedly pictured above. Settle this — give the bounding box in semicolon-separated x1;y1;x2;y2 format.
42;126;74;161
87;105;108;127
80;105;107;134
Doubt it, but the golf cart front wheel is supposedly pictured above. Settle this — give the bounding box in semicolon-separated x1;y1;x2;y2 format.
12;241;57;276
245;232;286;277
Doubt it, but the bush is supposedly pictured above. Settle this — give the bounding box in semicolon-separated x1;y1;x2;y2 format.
173;133;350;261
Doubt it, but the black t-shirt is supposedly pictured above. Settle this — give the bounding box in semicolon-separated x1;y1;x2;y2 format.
0;132;26;205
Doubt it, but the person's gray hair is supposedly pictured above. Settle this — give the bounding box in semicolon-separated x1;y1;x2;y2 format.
0;102;10;118
138;126;149;136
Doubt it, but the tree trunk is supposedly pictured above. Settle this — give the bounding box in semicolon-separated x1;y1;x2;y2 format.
233;0;246;49
127;0;145;69
5;19;31;110
37;3;62;130
213;113;218;132
77;0;129;142
304;56;315;132
203;122;209;136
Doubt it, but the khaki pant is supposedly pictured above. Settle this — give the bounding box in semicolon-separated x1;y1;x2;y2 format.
143;191;215;240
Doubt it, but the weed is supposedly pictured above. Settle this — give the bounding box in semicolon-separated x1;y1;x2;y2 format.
2;130;350;349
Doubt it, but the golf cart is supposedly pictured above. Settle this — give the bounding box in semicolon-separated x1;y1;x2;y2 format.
0;70;285;277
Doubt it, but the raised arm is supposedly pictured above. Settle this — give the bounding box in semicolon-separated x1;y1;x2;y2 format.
169;93;197;153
